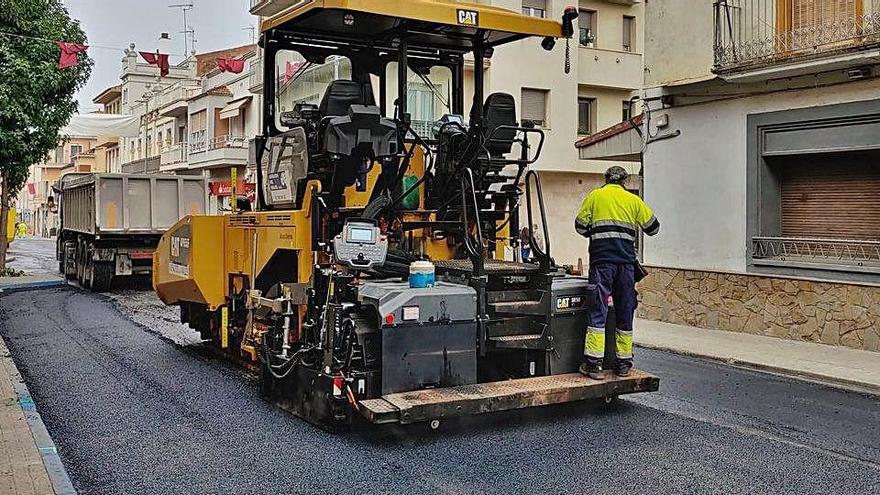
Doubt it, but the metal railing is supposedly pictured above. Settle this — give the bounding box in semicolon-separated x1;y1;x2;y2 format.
190;131;207;153
409;120;434;140
160;142;188;165
752;236;880;268
714;0;880;70
209;135;248;150
156;85;200;109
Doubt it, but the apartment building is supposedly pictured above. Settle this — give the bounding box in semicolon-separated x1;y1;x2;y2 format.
92;85;123;173
485;0;645;264
593;0;880;351
17;136;96;237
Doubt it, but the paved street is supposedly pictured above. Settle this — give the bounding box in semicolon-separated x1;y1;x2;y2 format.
0;287;877;495
6;237;58;276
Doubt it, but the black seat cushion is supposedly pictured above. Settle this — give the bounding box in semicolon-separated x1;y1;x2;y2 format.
483;92;517;157
319;80;375;118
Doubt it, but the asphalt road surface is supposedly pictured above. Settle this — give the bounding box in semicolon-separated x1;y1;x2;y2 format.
1;287;878;495
6;236;58;275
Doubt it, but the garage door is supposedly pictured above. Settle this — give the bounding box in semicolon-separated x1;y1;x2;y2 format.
781;161;880;241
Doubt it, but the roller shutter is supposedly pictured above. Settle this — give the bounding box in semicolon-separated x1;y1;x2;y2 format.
780;161;880;241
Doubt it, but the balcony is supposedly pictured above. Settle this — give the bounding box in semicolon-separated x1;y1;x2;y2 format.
578;47;644;90
188;135;248;170
120;156;160;174
158;85;200;118
249;59;263;94
714;0;880;79
160;143;188;171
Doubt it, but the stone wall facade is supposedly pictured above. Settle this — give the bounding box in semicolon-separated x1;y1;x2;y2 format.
636;267;880;352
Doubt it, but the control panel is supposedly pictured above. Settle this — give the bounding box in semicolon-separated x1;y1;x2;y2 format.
332;219;387;270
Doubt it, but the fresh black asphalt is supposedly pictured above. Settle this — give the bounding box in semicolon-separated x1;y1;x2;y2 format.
1;287;878;495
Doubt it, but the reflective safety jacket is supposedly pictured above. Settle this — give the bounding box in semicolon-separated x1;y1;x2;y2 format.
575;184;660;264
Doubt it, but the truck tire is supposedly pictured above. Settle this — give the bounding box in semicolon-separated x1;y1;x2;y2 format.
91;262;113;292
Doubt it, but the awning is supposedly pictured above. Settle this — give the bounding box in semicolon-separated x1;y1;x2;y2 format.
576;115;644;163
219;97;252;120
61;113;140;138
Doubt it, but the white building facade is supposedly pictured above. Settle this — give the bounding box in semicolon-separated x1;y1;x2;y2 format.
620;0;880;351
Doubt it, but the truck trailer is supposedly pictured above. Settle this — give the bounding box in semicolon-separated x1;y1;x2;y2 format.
57;173;207;291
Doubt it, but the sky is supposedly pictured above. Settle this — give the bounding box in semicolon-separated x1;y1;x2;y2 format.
63;0;255;112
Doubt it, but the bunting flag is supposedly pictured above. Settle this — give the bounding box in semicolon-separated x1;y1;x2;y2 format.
283;61;303;83
139;51;170;77
217;57;246;74
58;42;88;69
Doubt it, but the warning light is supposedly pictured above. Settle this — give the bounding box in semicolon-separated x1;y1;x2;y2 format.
384;313;395;325
332;377;343;397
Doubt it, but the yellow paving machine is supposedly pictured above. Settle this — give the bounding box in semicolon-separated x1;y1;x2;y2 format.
154;0;658;430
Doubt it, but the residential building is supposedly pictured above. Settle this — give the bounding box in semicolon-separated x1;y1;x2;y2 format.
17;136;96;237
92;85;123;172
580;0;880;351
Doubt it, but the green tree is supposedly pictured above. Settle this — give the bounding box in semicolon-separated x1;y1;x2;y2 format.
0;0;92;270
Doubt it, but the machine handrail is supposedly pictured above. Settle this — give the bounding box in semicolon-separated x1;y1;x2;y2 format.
525;170;552;273
460;168;485;278
484;125;546;166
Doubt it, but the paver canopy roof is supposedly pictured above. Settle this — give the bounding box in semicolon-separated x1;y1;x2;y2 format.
261;0;563;51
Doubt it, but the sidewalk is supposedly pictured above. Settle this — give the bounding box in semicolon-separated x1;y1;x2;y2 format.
636;318;880;394
0;336;75;495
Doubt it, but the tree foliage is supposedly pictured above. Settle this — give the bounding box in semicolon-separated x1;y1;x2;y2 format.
0;0;92;192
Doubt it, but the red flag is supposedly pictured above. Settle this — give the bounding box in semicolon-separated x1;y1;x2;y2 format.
27;183;36;195
217;58;245;74
139;51;170;77
58;42;88;69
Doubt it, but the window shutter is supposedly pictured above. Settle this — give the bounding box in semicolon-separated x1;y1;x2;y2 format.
523;0;546;10
521;89;547;125
780;160;880;241
623;16;634;50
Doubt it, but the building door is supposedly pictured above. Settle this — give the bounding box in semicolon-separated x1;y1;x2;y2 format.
779;157;880;241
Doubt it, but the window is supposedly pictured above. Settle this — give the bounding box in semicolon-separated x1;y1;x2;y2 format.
54;146;64;163
622;100;633;122
190;110;207;152
521;88;549;128
580;10;596;47
69;145;82;158
622;16;635;52
522;0;546;19
122;88;128;104
578;97;596;135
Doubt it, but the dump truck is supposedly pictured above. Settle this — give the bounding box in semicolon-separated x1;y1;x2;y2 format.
57;173;207;291
153;0;659;431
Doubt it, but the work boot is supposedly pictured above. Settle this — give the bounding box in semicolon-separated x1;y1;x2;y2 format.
579;362;604;380
614;362;632;377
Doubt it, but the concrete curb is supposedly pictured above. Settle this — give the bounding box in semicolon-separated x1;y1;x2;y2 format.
1;337;78;495
636;342;880;397
0;278;65;292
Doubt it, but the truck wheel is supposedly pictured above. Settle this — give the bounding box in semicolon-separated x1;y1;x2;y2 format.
91;262;113;292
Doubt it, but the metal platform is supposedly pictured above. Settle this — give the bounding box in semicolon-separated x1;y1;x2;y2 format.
435;259;542;276
359;370;659;425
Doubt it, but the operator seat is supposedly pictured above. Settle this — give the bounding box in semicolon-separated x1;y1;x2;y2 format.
483;92;517;158
319;80;375;118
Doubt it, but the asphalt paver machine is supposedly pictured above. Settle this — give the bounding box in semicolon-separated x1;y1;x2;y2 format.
153;0;658;430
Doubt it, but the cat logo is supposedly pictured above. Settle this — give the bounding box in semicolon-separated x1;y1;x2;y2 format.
457;9;479;26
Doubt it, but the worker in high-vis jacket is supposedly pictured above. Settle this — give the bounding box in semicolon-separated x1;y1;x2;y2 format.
575;166;660;379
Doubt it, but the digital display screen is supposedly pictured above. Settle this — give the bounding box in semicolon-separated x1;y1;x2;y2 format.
348;227;375;243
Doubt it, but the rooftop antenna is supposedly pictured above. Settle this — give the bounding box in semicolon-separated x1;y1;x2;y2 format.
169;2;194;57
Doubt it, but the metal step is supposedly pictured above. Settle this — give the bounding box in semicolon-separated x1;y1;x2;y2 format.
490;300;544;316
489;333;544;349
358;370;660;425
486;316;537;337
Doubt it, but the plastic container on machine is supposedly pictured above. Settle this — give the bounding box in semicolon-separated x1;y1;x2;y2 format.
409;260;435;288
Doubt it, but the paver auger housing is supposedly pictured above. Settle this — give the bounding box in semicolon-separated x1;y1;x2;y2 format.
153;0;658;430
